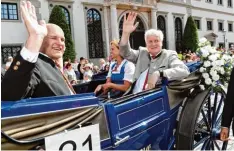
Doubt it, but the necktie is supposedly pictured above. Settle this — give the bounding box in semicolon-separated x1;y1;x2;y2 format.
143;70;149;90
55;61;76;94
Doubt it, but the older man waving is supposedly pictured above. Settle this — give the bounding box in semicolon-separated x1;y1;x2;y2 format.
119;12;190;93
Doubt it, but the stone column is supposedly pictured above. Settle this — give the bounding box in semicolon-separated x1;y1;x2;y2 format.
151;8;157;29
103;5;110;57
167;13;175;50
110;4;119;39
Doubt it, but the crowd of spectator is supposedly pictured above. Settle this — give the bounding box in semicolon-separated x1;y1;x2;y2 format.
177;50;200;63
63;57;110;85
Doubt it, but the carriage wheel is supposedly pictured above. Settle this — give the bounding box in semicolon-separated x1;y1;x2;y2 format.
176;88;228;150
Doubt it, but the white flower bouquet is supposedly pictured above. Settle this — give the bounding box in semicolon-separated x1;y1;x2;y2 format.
197;38;234;91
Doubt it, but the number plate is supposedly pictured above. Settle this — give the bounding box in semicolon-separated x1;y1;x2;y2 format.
45;124;101;150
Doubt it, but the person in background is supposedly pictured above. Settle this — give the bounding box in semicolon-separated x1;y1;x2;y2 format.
93;65;99;74
72;59;79;79
185;55;193;63
94;40;135;97
64;63;77;84
77;57;85;80
104;63;110;72
82;71;93;83
63;61;68;71
178;51;183;60
221;68;234;141
5;56;13;71
83;63;93;77
99;58;106;72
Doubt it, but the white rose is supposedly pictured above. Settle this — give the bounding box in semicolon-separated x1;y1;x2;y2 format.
219;67;225;75
211;61;217;67
202;73;209;79
199;85;205;90
200;48;210;58
224;82;228;88
212;74;219;81
205;78;212;85
199;37;207;44
199;67;206;73
212;81;216;87
215;60;223;66
210;71;218;77
209;55;218;62
222;54;232;61
209;47;217;54
204;61;211;67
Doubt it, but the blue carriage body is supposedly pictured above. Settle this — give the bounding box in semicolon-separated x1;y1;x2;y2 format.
1;62;201;150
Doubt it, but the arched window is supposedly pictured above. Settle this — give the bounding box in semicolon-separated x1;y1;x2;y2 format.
119;13;145;49
175;17;183;52
59;6;70;27
157;15;167;49
87;9;104;58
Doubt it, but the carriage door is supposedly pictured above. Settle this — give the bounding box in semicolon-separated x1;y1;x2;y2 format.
105;88;170;150
119;14;146;49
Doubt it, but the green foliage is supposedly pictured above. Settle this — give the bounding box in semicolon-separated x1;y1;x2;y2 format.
182;16;199;52
48;5;76;61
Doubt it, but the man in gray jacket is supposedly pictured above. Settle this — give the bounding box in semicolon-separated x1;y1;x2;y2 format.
119;12;190;93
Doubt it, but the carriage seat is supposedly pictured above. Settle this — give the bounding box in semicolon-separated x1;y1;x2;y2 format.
168;72;201;91
167;72;201;109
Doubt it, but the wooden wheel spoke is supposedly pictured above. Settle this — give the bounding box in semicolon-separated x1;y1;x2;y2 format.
201;109;211;131
207;97;212;128
212;93;218;127
213;140;221;150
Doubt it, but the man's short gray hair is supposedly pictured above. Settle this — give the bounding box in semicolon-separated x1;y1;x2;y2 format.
144;29;164;42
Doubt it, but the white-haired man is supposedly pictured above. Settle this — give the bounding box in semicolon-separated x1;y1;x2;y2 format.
119;12;190;93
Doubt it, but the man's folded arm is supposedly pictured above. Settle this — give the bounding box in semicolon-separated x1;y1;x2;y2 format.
163;52;190;81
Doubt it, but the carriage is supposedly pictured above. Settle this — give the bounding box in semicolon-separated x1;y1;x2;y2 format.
1;61;229;150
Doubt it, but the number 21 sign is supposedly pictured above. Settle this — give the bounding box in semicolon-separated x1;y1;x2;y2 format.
45;124;101;150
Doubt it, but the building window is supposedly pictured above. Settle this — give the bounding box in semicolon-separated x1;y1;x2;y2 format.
1;45;21;64
157;15;167;49
218;0;223;5
229;43;234;49
219;43;224;49
86;9;104;58
175;17;183;52
194;19;200;30
228;0;232;7
228;23;233;32
207;21;213;30
210;41;214;46
59;6;70;27
1;3;18;20
206;0;212;3
218;22;223;31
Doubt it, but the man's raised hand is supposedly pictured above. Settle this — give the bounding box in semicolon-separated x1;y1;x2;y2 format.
122;12;139;34
21;1;47;52
21;1;47;37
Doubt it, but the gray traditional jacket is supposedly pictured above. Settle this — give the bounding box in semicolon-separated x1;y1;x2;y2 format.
119;43;190;82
